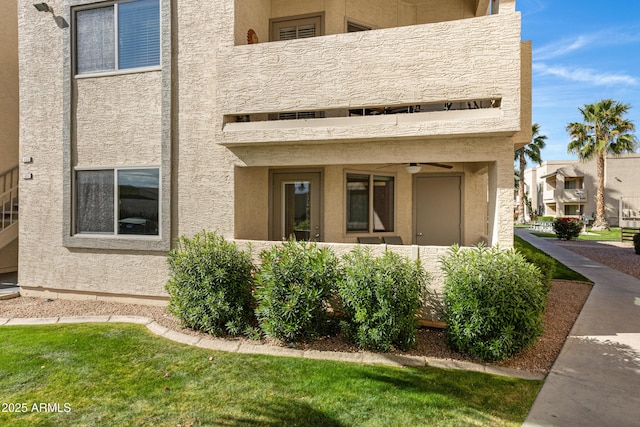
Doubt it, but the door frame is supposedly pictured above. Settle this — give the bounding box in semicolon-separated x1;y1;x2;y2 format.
412;173;464;245
269;169;323;241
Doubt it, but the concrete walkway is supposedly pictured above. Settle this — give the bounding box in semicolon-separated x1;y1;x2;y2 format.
517;228;640;427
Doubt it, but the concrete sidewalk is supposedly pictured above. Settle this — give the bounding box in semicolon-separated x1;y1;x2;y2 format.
518;228;640;427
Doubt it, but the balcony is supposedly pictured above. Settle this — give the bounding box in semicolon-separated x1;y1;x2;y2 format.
217;6;527;146
543;189;588;203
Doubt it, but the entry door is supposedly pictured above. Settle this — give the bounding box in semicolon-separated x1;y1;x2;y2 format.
271;172;322;241
415;175;462;246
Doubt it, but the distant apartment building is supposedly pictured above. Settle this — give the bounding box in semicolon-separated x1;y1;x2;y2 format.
524;154;640;227
17;0;531;302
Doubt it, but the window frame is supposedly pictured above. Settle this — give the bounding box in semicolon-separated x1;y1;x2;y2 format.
344;170;396;235
73;166;161;239
72;0;161;78
564;177;584;190
270;13;325;42
564;204;579;216
345;18;374;33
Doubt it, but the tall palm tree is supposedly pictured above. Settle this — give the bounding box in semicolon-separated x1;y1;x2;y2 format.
567;99;637;230
515;123;547;223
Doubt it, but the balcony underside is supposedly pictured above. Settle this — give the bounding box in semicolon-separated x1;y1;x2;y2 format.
221;106;513;146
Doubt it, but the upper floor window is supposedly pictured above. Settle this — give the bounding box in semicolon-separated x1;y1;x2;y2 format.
75;0;160;75
270;14;323;42
564;177;584;190
347;21;372;32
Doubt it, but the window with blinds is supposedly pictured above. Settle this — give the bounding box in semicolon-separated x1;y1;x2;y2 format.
75;0;160;75
270;14;323;42
347;21;372;32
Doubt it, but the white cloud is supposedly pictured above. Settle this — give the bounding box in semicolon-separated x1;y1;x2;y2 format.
533;30;640;61
532;63;638;86
533;36;592;60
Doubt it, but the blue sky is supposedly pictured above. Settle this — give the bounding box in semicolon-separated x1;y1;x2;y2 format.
517;0;640;160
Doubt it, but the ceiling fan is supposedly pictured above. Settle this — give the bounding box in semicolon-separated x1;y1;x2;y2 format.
377;162;453;174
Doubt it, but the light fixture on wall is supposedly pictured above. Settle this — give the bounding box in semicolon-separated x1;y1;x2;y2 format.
405;163;422;174
32;2;68;28
33;3;51;12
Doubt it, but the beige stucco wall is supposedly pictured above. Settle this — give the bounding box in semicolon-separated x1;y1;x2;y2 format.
235;0;270;45
0;0;19;175
0;0;19;272
232;134;514;247
74;73;162;166
234;0;495;45
220;8;524;146
234;162;490;246
18;0;523;300
18;0;169;297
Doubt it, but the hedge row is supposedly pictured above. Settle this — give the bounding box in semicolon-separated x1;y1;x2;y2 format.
166;232;427;352
166;232;549;360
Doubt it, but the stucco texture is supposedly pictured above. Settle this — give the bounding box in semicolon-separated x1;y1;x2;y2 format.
17;0;525;301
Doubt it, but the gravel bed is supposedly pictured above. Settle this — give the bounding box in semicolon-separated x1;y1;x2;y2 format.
0;278;591;375
550;239;640;280
7;237;618;375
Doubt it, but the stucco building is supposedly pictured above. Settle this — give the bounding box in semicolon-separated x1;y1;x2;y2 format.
524;154;640;227
17;0;531;302
0;0;19;274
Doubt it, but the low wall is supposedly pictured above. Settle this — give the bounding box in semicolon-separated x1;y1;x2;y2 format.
235;239;453;322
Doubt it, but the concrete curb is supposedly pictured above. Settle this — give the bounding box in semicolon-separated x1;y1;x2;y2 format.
0;315;545;380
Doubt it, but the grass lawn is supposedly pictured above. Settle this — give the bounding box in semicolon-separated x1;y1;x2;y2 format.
0;324;541;427
514;236;590;282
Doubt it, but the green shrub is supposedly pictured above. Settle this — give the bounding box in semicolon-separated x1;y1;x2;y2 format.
552;217;582;240
440;245;547;362
254;240;340;342
634;233;640;255
518;251;554;292
166;231;254;336
338;248;427;352
537;216;555;222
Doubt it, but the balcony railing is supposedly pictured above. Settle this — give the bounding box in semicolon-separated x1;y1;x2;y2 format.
543;188;587;203
621;197;640;220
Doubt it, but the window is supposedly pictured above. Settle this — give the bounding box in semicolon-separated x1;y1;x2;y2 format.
346;173;394;233
270;14;323;41
564;177;584;190
347;21;372;32
564;205;579;216
76;168;159;236
277;111;324;120
75;0;160;74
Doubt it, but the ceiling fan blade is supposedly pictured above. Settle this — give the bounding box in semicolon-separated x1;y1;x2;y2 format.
375;164;399;169
420;162;453;169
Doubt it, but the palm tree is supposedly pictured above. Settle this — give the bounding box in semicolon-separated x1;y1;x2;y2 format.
567;99;637;230
515;123;547;223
